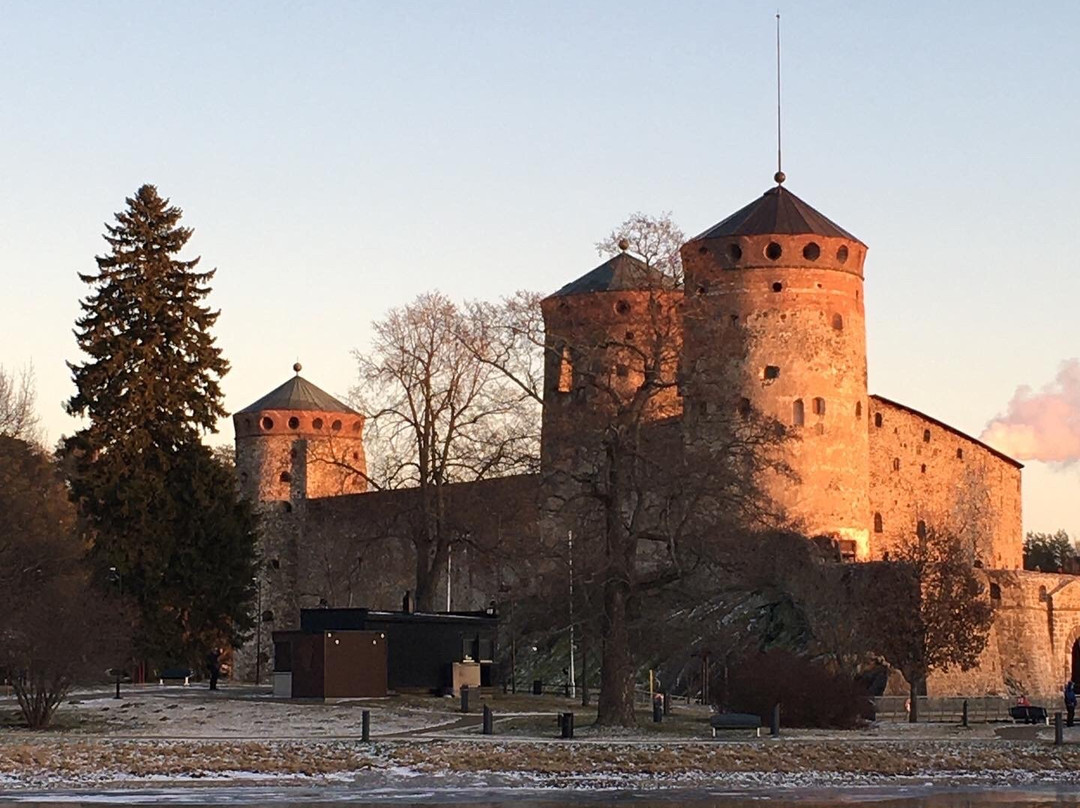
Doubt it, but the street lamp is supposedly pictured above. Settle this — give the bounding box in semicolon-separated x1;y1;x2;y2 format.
253;575;262;685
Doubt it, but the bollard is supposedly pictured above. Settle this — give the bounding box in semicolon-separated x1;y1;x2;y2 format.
663;691;671;716
461;685;470;714
653;696;663;723
1056;712;1064;746
114;671;121;700
483;704;494;735
533;679;543;696
361;709;370;742
770;702;781;737
962;699;969;728
561;711;574;739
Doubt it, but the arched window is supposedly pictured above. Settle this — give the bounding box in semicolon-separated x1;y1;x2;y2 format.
738;397;752;418
855;401;862;418
832;313;844;331
279;471;291;483
813;397;826;416
792;399;805;426
874;412;883;428
923;429;931;443
916;520;927;540
892;458;900;472
557;346;573;393
873;513;883;533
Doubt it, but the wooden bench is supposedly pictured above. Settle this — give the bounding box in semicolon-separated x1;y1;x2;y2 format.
710;712;762;737
158;667;193;686
1009;705;1048;724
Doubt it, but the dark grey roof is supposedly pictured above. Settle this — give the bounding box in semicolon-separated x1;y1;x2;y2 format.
690;186;863;245
237;375;358;415
548;252;676;298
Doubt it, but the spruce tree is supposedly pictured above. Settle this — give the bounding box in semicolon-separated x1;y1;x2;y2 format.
66;184;256;666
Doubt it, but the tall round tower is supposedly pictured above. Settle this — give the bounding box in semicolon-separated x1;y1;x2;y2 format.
680;182;870;557
540;252;683;474
233;365;367;503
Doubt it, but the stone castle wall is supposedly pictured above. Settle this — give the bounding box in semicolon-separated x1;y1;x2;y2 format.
867;395;1023;569
680;232;872;556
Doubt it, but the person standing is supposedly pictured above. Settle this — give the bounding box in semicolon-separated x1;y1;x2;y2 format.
1065;680;1076;727
207;648;222;691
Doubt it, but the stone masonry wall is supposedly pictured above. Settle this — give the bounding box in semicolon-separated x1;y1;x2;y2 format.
681;231;871;556
867;395;1022;569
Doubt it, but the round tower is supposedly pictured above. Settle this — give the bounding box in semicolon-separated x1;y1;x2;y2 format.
680;181;870;557
540;252;683;472
233;364;368;503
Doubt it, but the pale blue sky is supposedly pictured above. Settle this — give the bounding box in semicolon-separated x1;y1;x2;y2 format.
2;1;1078;537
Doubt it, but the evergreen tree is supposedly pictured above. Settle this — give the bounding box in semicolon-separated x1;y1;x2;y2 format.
66;184;255;666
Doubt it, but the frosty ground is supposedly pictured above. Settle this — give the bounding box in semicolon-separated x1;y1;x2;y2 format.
3;685;1080;797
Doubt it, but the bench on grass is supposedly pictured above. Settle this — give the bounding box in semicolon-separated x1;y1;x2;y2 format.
710;712;762;737
158;667;193;686
1009;705;1048;724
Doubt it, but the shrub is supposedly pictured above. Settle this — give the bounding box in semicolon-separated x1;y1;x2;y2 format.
719;649;871;728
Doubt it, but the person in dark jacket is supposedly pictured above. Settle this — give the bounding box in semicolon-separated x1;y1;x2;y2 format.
207;648;222;691
1065;680;1076;727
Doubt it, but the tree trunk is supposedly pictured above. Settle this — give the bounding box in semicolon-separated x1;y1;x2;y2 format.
596;577;636;727
908;677;919;723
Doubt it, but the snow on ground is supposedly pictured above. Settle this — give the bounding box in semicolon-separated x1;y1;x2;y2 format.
4;687;1080;794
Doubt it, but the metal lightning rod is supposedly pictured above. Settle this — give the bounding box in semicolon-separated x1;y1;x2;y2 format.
775;12;786;185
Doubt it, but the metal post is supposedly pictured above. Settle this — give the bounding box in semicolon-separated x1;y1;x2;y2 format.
254;576;262;685
362;709;371;742
483;704;493;735
461;685;470;713
663;691;671;716
114;670;121;700
962;699;969;728
770;702;781;737
561;711;574;739
567;530;576;699
653;696;663;723
1056;712;1064;746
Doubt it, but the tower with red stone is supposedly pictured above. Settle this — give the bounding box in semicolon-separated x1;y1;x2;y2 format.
679;180;871;557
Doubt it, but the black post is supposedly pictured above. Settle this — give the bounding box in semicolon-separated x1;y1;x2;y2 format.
1056;711;1064;746
652;696;663;723
962;699;969;728
561;711;574;739
533;679;542;695
663;691;671;716
483;704;493;735
362;709;370;742
114;670;121;700
461;685;470;713
770;702;781;737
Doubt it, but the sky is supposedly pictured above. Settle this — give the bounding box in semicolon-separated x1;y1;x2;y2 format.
2;1;1078;538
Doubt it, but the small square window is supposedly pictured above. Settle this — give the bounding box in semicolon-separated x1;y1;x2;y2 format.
763;365;780;381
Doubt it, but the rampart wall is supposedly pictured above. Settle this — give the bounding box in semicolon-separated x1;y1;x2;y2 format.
867;395;1022;569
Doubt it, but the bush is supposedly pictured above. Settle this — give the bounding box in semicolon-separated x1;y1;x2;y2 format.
719;649;871;729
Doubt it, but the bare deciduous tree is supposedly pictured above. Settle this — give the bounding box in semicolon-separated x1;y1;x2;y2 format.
0;364;41;443
867;524;994;722
596;211;684;285
352;291;540;611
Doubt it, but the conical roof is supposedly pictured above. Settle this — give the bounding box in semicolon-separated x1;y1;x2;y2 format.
548;252;677;298
690;186;863;245
237;375;357;415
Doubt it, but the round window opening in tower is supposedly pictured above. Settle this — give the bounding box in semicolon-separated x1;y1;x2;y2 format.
288;416;300;429
765;242;783;261
332;419;342;431
803;242;821;261
312;417;324;430
614;300;631;315
261;416;274;431
771;282;783;293
727;243;742;261
836;245;849;264
279;472;291;483
352;420;362;432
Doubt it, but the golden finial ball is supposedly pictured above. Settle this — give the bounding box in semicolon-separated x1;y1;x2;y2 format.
774;171;786;185
617;238;630;252
293;362;302;374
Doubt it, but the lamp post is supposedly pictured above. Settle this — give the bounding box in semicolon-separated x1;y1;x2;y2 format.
107;567;123;698
254;575;262;685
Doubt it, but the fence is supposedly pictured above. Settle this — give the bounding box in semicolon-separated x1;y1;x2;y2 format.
873;695;1028;723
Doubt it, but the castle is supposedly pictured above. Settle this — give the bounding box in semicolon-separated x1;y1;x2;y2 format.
234;178;1080;700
